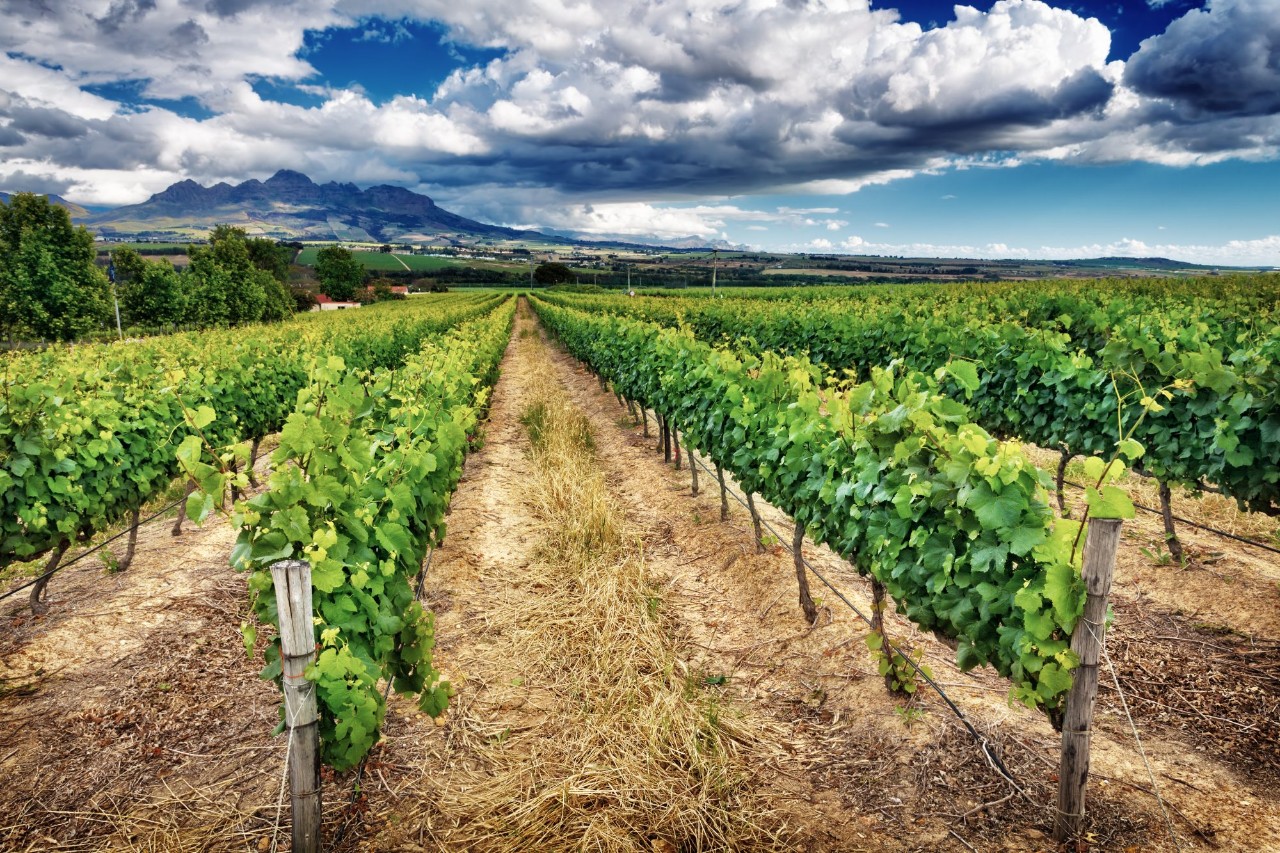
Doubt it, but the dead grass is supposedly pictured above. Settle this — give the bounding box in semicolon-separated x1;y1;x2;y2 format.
438;332;786;852
1020;443;1279;545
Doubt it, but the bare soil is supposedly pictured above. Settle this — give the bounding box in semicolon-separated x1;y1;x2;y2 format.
0;302;1277;852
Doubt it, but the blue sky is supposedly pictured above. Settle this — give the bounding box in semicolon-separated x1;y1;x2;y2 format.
1;0;1277;264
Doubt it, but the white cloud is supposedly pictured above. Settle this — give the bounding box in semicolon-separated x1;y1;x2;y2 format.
0;0;1146;204
802;233;1280;267
777;206;840;215
0;0;1274;224
557;203;719;238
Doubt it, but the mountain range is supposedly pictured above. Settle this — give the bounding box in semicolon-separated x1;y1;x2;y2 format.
0;177;1249;268
68;170;548;244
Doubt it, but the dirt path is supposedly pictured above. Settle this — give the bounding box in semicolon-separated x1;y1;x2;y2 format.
349;304;890;850
1;301;1277;852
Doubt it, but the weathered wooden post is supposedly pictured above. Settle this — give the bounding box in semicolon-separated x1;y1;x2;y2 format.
1054;518;1123;844
271;559;321;853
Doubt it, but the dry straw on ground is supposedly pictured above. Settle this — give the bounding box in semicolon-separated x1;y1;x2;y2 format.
434;331;786;851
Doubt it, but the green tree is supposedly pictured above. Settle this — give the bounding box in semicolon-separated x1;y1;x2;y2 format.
315;246;365;301
109;246;148;285
183;265;231;326
120;257;187;328
533;262;574;286
0;192;109;341
245;238;293;283
259;273;295;321
186;225;271;325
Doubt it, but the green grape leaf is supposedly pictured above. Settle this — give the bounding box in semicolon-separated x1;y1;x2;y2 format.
1084;485;1135;519
944;361;981;394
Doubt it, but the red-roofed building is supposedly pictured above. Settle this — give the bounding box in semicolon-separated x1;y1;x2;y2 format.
361;284;410;299
312;293;361;311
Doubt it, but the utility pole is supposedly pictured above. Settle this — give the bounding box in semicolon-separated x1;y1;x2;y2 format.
107;261;123;340
710;248;719;298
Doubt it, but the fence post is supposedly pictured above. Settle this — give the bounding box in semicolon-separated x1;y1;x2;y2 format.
271;559;321;853
1054;518;1123;844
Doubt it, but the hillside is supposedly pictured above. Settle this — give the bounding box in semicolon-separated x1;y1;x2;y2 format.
0;191;91;220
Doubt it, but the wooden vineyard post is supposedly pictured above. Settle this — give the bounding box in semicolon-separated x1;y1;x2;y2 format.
271;559;321;853
1054;518;1123;844
688;443;699;495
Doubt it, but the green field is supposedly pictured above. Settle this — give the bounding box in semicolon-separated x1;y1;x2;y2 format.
95;242;192;254
295;247;462;272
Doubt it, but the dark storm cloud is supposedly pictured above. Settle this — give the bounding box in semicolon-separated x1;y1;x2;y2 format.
860;68;1113;132
97;0;158;35
1124;0;1280;118
0;92;166;168
0;0;58;17
202;0;282;17
1138;112;1280;156
7;103;88;138
169;19;210;47
0;169;75;196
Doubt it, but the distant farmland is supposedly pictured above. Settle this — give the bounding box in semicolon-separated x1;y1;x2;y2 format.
294;247;462;272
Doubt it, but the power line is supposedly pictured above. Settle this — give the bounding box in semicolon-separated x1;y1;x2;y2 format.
678;443;1024;791
0;495;187;604
1061;478;1280;557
